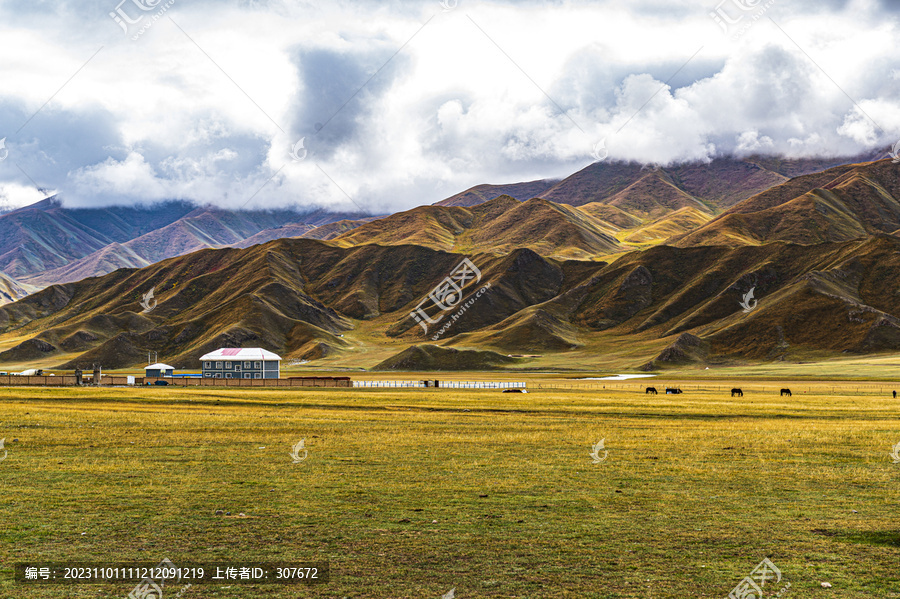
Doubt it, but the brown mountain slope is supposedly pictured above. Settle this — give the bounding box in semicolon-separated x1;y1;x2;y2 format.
332;195;621;259
621;207;713;244
303;219;373;241
435;179;557;207
0;241;357;369
0;240;607;369
601;170;712;219
672;159;900;247
539;162;647;207
464;198;620;258
5;234;900;370
234;218;381;248
431;235;900;366
0;272;32;306
234;223;316;248
331;203;478;252
749;151;888;179
662;158;788;209
577;203;642;229
20;243;151;287
537;158;789;210
373;345;521;370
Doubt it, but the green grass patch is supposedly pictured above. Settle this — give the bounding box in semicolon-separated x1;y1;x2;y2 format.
0;384;898;597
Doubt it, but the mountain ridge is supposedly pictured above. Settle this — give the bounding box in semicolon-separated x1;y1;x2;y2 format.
4;233;900;371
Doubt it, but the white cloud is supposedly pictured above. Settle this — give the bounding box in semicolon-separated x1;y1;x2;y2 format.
735;130;775;153
0;0;898;211
0;181;53;211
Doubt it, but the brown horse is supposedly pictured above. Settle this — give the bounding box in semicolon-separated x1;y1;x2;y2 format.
645;387;658;394
731;388;743;397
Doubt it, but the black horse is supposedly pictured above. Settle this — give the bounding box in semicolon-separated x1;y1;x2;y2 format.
666;387;682;394
731;388;743;397
781;388;791;396
645;387;658;395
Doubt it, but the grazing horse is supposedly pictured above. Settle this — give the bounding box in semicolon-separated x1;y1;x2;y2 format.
645;387;658;395
731;388;743;397
781;388;792;396
665;387;682;394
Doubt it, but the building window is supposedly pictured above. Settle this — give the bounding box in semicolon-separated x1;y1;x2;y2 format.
254;373;261;379
254;361;261;369
225;361;232;369
204;361;211;368
225;373;232;379
215;373;222;379
244;361;251;368
243;373;251;379
204;373;212;378
216;361;222;369
235;365;241;372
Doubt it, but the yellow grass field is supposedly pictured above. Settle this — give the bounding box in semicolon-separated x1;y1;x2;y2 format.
1;379;899;598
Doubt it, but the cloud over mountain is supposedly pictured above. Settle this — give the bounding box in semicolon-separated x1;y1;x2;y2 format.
1;0;899;213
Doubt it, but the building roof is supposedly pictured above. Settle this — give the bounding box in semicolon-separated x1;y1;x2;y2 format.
144;363;175;371
199;348;282;361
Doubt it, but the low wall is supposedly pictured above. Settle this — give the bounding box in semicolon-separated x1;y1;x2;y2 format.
144;377;351;387
0;375;351;388
0;375;133;386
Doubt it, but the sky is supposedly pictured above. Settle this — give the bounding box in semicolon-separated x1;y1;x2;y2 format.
1;0;899;214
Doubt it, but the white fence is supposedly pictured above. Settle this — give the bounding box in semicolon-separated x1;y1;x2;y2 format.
352;380;527;389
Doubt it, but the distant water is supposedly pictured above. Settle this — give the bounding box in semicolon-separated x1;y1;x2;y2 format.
577;374;657;381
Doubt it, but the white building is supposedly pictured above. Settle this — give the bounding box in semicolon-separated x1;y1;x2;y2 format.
199;348;281;379
144;363;175;377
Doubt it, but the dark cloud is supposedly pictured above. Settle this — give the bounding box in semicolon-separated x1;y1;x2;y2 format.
287;45;413;158
0;100;123;192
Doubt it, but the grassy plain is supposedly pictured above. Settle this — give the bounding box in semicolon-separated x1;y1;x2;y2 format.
0;380;898;598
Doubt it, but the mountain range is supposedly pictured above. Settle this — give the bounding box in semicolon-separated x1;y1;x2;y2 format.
1;150;900;371
0;199;369;290
0;152;882;298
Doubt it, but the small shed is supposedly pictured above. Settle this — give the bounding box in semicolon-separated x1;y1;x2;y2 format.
145;363;175;378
